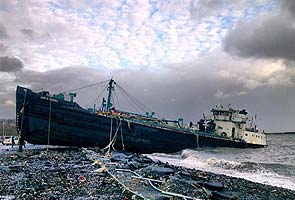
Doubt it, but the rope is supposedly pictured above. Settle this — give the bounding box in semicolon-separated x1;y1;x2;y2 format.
46;100;52;153
114;90;121;110
116;83;149;113
117;82;152;112
92;84;108;106
61;79;110;93
82;148;147;199
19;90;27;135
115;169;201;200
18;89;27;152
116;87;141;114
104;116;113;156
105;168;148;199
120;122;125;150
103;116;122;156
110;119;121;150
111;117;118;151
113;117;123;151
191;182;210;198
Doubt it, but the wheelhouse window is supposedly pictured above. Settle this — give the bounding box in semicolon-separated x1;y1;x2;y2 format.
214;111;230;116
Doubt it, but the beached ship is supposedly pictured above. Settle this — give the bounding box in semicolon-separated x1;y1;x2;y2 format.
16;79;266;153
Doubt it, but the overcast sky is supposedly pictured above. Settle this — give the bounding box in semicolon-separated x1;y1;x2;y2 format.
0;0;294;132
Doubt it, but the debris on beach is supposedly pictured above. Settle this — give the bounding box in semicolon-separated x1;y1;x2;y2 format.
0;147;294;200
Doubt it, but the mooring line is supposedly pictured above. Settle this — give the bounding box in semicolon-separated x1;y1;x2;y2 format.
18;89;27;152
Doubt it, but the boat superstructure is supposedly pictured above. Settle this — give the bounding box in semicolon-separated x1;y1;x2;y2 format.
16;79;267;153
197;105;266;146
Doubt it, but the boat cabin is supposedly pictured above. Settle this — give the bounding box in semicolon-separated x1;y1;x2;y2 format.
200;105;266;146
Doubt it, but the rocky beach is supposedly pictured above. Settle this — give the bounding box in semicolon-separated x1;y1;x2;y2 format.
0;146;294;200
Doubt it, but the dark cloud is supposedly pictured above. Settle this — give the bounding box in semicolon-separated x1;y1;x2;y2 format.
224;15;295;61
0;56;23;72
1;65;223;123
14;67;104;93
0;66;105;118
224;1;295;62
0;63;294;132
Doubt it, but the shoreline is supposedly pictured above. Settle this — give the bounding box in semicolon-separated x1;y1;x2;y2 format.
145;149;295;191
0;147;294;199
266;132;295;135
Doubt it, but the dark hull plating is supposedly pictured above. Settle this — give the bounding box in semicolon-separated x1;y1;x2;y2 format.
16;86;265;154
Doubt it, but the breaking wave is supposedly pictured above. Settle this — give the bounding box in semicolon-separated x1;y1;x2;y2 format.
147;135;295;191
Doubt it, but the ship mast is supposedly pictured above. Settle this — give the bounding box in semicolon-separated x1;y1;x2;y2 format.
106;79;115;111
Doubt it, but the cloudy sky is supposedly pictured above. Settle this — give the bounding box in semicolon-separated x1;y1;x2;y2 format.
0;0;294;132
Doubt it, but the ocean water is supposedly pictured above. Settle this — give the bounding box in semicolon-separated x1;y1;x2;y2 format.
147;134;295;191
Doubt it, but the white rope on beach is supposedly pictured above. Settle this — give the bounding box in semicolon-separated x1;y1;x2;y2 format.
115;169;202;200
105;169;148;200
84;148;204;200
191;182;210;198
130;175;164;183
82;148;148;199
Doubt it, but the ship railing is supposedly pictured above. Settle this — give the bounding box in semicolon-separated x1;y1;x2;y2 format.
107;111;197;134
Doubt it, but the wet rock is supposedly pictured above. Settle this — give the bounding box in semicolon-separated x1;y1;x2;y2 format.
203;181;224;191
140;165;175;176
110;152;129;163
139;156;153;163
179;171;191;178
127;161;142;170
